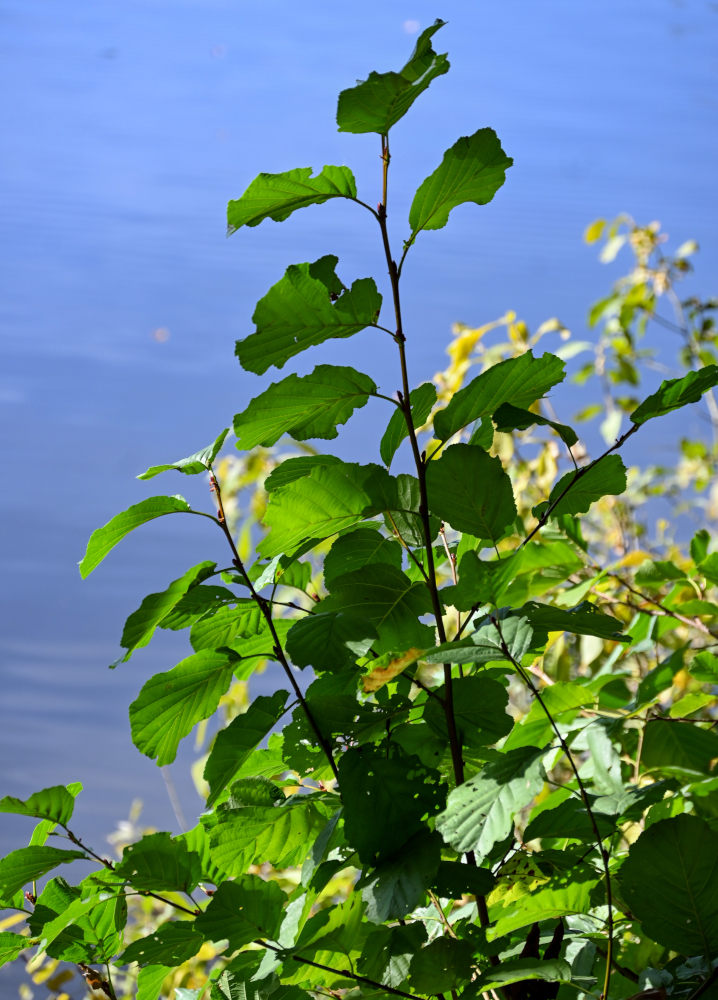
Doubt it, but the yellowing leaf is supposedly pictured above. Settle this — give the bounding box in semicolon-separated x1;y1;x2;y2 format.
362;648;424;692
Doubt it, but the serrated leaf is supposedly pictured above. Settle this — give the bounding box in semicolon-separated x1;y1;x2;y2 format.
115;832;202;893
426;443;516;541
434;352;565;441
488;867;598;939
204;690;289;807
227;165;357;231
286;612;376;672
630;365;718;424
620;815;718;955
323;528;402;588
227;777;283;807
0;932;29;968
471;958;573;993
336;20;448;134
121;920;203;967
138;428;229;479
194;877;285;950
493;401;578;447
235;256;381;375
0;847;85;902
339;747;444;864
210;800;327;873
519;600;626;639
358;923;427;988
0;784;81;827
114;561;216;665
436;746;546;860
641;720;718;776
424;675;512;747
408;129;512;239
380;383;436;466
532;454;627;520
259;461;398;558
361;831;441;923
79;496;192;578
424;615;534;666
129;650;238;764
233;365;376;450
319;564;433;654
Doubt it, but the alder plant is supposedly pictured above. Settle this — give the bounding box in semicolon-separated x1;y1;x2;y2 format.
2;20;718;1000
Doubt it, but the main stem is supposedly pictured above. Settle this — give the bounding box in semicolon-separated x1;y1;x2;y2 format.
376;135;495;941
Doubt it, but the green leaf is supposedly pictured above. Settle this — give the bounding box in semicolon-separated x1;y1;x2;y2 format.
386;472;440;547
227;165;357;231
504;682;593;751
114;561;216;665
424;615;534;666
641;720;718;776
323;528;402;588
194;877;285;950
424;675;512;747
233;365;376;450
532;454;627;519
410;936;475;993
336;20;448;134
471;958;573;993
210;799;327;873
339;747;444;864
136;966;171;1000
79;496;192;578
259;461;396;558
518;600;626;640
137;428;229;479
434;351;565;441
235;256;382;375
436;746;546;860
426;444;516;541
489;868;598;939
524;797;616;843
129;650;238;764
264;454;341;492
630;365;718;424
380;383;436;466
359;923;427;989
0;932;31;968
0;784;81;827
121;920;203;967
408;129;512;239
204;690;290;807
620;814;718;956
115;832;202;893
0;847;85;902
319;564;433;654
493;402;578;447
286;612;376;672
432;860;494;899
360;831;441;922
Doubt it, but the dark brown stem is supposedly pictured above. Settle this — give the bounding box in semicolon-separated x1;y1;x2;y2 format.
210;471;339;782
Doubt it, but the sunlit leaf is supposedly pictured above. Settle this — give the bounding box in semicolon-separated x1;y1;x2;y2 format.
235;256;381;375
433;352;565;441
630;366;718;424
286;612;376;672
115;832;202;893
0;847;85;903
0;932;29;968
79;496;192;578
195;877;285;950
336;20;448;134
408;129;512;239
228;166;357;231
424;615;534;666
121;921;203;967
426;443;516;541
323;527;402;588
137;428;229;480
0;784;81;827
129;650;238;764
380;383;436;466
233;365;376;449
532;454;627;520
210;800;327;873
471;958;573;992
136;966;171;1000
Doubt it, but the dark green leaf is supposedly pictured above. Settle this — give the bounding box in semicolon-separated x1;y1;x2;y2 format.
380;383;436;466
361;831;441;923
408;129;512;238
227;166;357;231
385;472;440;547
426;443;516;541
121;921;203;967
630;365;718;424
524;797;615;842
410;936;475;993
336;20;448;134
432;860;494;899
358;923;427;988
204;690;290;807
114;561;216;665
436;747;546;859
323;528;402;588
424;675;512;747
0;847;85;902
641;720;718;776
286;612;376;671
433;352;565;441
129;650;238;764
233;365;376;449
518;600;626;639
493;402;578;447
195;877;285;950
115;832;202;893
319;564;433;654
339;747;444;864
532;454;627;520
137;428;229;480
440;550;519;610
79;496;192;578
0;784;81;827
620;815;718;955
235;256;382;374
471;959;573;994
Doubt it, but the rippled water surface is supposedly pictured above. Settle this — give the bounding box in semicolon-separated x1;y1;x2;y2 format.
1;2;716;967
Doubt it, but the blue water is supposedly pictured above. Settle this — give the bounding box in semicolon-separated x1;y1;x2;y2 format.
0;2;716;976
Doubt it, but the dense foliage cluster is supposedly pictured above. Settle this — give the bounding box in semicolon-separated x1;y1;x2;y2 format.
2;21;718;1000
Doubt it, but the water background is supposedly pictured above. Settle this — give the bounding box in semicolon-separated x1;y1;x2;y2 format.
1;0;717;973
